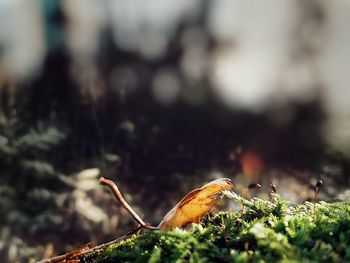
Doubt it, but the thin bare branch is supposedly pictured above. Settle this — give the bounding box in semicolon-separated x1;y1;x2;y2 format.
99;177;158;230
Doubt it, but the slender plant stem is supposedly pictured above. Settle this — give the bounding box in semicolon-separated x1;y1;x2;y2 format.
100;177;158;230
314;188;319;204
39;178;158;263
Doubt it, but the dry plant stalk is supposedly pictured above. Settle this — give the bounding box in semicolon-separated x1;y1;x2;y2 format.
99;177;158;231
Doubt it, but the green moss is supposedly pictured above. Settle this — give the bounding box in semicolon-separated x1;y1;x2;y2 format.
80;194;350;263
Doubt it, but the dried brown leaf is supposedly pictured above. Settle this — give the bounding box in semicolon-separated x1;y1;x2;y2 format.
158;178;233;230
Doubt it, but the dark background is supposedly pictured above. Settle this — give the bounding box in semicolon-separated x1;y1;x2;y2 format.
0;1;350;262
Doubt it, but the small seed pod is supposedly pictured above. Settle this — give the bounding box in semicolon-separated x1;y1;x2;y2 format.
269;183;277;194
316;180;323;188
248;183;262;189
312;179;324;203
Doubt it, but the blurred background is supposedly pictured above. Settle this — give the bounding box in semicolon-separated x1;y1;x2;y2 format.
1;0;350;262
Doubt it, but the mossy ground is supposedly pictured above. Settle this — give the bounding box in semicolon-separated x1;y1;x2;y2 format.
80;194;350;263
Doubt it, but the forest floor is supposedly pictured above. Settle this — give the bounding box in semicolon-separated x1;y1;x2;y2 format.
51;193;350;263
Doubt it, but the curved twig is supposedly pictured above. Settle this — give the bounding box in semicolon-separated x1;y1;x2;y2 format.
99;177;158;230
39;178;158;263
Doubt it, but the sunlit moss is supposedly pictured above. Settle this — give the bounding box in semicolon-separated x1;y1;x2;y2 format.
81;195;350;262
